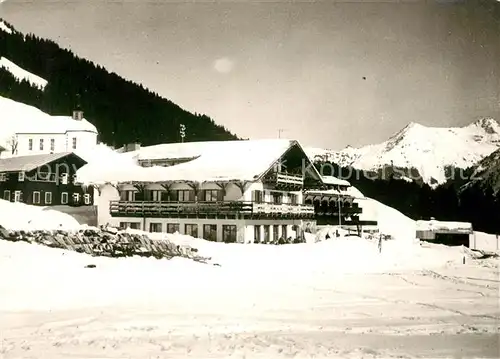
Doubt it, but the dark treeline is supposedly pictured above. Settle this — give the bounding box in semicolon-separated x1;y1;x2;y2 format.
0;19;238;147
315;161;500;234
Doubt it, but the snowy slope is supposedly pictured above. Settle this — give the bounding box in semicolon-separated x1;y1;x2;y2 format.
465;147;500;195
0;20;13;34
0;57;48;90
308;118;500;185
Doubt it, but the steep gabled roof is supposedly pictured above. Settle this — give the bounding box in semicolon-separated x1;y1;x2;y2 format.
78;139;320;184
0;152;86;173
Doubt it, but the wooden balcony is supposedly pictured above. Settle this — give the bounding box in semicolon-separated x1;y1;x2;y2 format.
264;172;304;189
109;200;315;219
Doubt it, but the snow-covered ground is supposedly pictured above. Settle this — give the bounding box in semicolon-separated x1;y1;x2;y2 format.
0;56;48;90
0;201;499;358
0;199;81;231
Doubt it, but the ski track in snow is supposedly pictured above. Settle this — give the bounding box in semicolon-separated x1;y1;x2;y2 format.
1;262;499;359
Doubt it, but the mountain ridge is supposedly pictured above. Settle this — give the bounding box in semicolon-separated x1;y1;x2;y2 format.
307;118;500;185
0;19;239;147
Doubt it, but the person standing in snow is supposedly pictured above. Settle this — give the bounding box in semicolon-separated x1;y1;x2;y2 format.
378;236;382;253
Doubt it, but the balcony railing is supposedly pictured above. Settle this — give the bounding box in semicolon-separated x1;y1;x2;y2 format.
110;200;315;218
264;172;304;188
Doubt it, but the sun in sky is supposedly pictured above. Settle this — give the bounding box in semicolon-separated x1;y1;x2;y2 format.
213;57;234;74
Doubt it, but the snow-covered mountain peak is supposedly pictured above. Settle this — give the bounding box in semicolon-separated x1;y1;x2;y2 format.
306;118;500;186
465;117;500;135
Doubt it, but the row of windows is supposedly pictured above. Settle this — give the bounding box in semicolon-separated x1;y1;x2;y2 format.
119;223;237;243
121;189;299;204
28;137;77;151
254;224;291;243
0;172;77;184
252;190;298;205
3;190;91;205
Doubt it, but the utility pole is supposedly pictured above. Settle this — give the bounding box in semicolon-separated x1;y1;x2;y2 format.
338;195;342;229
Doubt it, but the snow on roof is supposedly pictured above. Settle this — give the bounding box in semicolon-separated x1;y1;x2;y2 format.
0;57;48;90
416;220;473;233
78;139;304;184
0;20;13;34
321;175;350;187
0;152;82;172
0;96;97;145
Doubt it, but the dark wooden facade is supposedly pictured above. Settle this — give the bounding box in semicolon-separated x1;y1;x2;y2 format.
0;153;93;207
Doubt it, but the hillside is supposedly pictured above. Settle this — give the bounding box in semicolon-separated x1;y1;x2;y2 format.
0;19;238;147
466;148;500;195
308;118;500;186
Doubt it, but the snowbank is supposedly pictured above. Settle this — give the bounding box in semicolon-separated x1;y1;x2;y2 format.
361;198;416;240
0;199;80;230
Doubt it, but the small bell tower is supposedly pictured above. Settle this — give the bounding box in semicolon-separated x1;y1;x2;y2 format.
72;93;83;121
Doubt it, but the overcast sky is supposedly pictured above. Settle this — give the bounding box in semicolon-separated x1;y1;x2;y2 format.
1;0;499;149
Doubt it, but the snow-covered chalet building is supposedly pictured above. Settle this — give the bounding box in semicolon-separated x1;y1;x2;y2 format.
78;139;369;243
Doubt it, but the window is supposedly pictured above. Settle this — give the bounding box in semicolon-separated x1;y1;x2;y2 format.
222;225;237;243
73;193;80;203
185;224;198;238
203;224;217;242
150;190;161;201
289;193;298;205
33;191;41;204
44;192;52;204
60;173;68;185
84;194;91;204
167;223;180;234
177;190;194;202
149;223;162;233
72;137;77;150
203;189;219;202
18;172;25;182
254;225;261;243
39;139;44;150
0;173;7;182
273;225;280;241
282;225;288;239
263;225;270;243
3;190;10;201
120;222;140;230
50;138;55;152
252;190;263;203
14;191;22;202
28;138;33;151
272;192;283;204
61;192;68;204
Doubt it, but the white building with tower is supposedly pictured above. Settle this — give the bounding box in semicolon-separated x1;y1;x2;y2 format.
0;96;98;159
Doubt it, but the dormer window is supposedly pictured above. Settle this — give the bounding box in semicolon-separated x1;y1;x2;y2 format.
50;138;55;152
28;139;33;151
72;137;77;150
18;172;25;182
39;139;44;151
